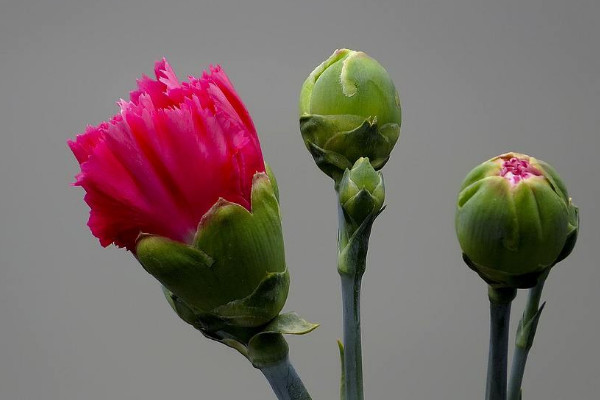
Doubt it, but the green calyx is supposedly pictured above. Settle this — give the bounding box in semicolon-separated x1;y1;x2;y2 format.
136;171;289;327
299;49;401;181
338;158;385;227
162;291;318;368
456;152;579;288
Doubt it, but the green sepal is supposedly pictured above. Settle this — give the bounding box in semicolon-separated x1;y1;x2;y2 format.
462;254;543;289
211;270;290;327
339;157;384;194
136;171;287;323
221;338;250;358
300;114;399;180
193;172;286;298
136;236;222;311
343;190;378;228
533;158;569;204
265;162;280;203
162;287;236;333
323;117;398;169
306;141;353;182
162;289;262;358
159;271;291;331
337;207;384;277
162;286;201;327
247;333;289;368
555;203;579;264
338;158;385;227
515;301;546;350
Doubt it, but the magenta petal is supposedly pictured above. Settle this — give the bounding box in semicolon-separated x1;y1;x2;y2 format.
155;58;180;90
69;58;265;250
68;124;106;164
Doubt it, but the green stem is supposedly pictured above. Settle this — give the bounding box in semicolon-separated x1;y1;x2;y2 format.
507;346;527;400
507;278;547;400
486;287;516;400
337;198;365;400
260;356;312;400
341;274;364;400
523;279;545;324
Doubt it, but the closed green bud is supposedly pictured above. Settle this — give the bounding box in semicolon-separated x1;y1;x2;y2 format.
299;49;401;181
338;157;385;226
455;153;579;288
136;172;290;328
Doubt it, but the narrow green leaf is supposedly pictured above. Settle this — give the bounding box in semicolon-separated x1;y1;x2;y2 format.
262;312;320;335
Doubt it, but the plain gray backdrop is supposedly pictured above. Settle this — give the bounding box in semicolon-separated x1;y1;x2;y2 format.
1;0;598;399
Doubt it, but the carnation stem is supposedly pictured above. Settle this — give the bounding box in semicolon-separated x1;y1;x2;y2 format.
507;346;526;400
260;356;312;400
340;274;364;400
486;287;516;400
336;199;366;400
507;277;547;400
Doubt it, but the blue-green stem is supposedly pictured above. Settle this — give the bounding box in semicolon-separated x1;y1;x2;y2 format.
337;198;365;400
340;274;363;400
486;287;516;400
260;356;312;400
507;277;547;400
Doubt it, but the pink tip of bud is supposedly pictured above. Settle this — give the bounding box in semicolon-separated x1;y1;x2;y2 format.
500;157;541;185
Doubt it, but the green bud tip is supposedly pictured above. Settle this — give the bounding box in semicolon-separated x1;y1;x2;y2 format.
456;152;579;288
338;157;385;224
300;48;401;127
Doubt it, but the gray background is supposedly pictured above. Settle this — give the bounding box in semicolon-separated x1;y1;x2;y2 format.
1;0;598;399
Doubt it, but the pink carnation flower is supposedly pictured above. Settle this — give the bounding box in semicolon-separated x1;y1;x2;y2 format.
69;59;265;250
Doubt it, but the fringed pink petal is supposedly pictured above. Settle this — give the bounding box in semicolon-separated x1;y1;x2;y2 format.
205;65;257;136
68;124;106;164
155;58;180;90
69;58;265;251
75;116;196;249
130;59;181;109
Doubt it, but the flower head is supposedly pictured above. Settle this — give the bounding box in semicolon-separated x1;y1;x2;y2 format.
298;49;401;181
69;59;288;328
455;152;579;288
69;59;264;250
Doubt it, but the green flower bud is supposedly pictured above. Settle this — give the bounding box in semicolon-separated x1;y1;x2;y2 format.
299;49;401;181
455;152;579;288
338;157;385;226
136;172;290;328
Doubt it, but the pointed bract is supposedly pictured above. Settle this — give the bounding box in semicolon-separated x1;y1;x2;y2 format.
339;158;385;227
